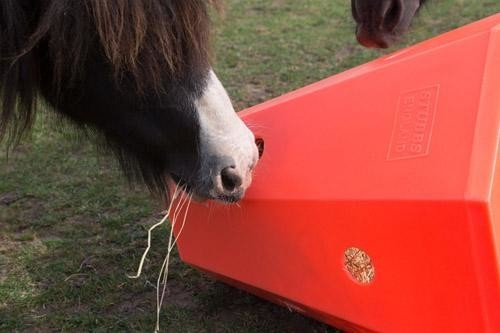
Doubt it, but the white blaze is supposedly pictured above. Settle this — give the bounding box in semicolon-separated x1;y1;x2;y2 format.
195;70;258;196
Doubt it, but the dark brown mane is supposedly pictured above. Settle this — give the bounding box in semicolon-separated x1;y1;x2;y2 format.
0;0;219;148
88;0;219;90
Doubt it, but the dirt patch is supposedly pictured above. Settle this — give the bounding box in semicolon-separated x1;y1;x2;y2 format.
61;304;91;316
64;215;98;226
136;213;164;226
0;196;50;256
271;0;286;8
64;273;91;288
105;290;156;315
334;45;358;64
233;82;275;111
11;198;47;232
114;282;198;313
243;83;271;105
0;192;23;206
164;280;199;310
0;254;11;283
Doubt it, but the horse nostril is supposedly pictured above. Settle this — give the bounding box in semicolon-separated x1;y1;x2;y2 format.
255;138;264;159
382;0;403;32
220;166;242;192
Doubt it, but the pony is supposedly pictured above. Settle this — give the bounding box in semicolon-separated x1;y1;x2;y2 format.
0;0;258;203
352;0;427;48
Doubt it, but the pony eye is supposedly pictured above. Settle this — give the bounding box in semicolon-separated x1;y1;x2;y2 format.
255;138;264;159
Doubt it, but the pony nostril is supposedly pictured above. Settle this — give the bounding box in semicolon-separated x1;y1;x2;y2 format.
220;166;242;192
382;0;403;32
255;138;265;159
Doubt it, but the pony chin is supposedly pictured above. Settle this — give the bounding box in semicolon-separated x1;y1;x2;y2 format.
166;176;209;204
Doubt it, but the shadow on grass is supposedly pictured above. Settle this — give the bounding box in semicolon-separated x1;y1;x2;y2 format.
0;136;339;333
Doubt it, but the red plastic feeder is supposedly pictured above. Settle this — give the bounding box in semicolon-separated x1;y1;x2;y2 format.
175;15;500;332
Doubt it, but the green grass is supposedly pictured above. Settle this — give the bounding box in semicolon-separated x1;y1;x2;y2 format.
1;1;499;332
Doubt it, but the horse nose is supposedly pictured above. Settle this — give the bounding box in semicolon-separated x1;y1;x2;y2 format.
356;26;391;48
220;166;243;192
212;159;249;202
354;0;406;49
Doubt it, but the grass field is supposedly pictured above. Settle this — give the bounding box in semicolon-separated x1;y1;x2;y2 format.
1;1;499;332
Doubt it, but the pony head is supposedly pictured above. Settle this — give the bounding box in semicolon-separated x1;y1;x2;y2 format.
0;0;258;203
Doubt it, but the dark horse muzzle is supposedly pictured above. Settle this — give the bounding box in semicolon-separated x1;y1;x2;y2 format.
352;0;424;48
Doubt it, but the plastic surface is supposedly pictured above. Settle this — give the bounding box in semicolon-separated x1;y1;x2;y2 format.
175;14;500;333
